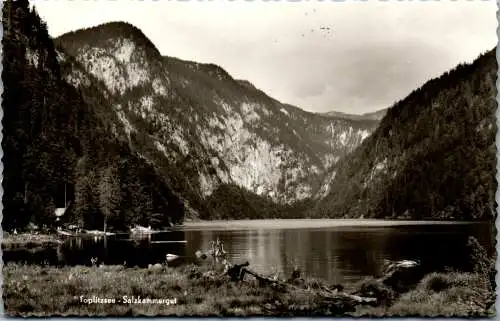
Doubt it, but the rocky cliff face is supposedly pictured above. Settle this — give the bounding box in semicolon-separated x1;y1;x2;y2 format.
55;22;379;214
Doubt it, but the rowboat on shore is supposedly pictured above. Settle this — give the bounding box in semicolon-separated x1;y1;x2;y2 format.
84;230;116;236
57;230;72;236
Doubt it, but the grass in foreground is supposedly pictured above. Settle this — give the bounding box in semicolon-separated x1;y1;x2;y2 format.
353;272;495;317
3;262;495;317
387;272;495;317
4;262;354;316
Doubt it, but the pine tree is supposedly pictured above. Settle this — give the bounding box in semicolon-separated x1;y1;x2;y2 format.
98;164;121;232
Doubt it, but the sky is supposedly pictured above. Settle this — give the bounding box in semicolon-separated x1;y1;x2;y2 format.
32;0;497;114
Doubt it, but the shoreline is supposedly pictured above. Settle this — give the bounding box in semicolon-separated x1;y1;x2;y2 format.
2;218;485;246
181;218;482;230
2;233;63;249
2;227;176;246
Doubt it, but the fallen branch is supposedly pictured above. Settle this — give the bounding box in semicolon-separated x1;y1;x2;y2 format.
218;259;378;315
231;263;377;305
242;268;287;288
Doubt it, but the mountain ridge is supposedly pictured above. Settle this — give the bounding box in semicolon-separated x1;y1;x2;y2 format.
321;108;387;121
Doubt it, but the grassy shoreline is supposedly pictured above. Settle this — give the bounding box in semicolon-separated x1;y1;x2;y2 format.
2;233;63;249
3;263;494;317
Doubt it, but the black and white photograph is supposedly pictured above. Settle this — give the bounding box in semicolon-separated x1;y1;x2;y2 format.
1;0;498;317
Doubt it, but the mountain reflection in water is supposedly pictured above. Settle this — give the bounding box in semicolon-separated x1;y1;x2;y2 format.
3;220;492;284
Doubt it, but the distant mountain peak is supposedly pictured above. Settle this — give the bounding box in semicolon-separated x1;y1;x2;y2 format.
321;109;386;122
85;21;144;34
56;20;162;59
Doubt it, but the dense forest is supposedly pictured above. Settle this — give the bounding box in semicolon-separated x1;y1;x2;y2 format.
2;0;184;231
315;49;497;221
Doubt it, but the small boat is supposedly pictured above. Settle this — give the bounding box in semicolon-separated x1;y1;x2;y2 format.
57;230;73;236
84;230;116;236
397;260;419;268
165;254;180;262
383;259;420;274
151;240;187;244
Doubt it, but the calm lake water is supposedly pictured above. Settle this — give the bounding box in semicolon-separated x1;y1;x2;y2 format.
3;219;494;284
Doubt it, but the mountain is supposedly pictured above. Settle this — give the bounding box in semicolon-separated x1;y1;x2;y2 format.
3;3;380;230
314;49;497;221
361;109;387;121
2;1;185;231
4;2;494;228
53;21;379;219
322;108;387;122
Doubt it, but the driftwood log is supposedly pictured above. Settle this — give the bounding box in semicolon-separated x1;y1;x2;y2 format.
241;268;288;289
223;260;377;309
224;261;289;288
226;261;250;281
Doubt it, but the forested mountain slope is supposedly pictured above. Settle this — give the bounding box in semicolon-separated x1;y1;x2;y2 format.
315;49;497;221
2;1;184;230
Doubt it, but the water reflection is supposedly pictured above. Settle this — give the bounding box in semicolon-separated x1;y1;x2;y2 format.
3;222;492;284
182;223;492;283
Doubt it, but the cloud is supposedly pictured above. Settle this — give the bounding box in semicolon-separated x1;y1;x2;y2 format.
32;0;497;114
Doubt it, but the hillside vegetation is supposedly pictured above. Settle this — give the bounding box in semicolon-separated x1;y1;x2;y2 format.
315;49;497;221
2;1;184;231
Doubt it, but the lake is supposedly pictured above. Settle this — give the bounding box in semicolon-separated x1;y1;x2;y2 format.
3;219;494;284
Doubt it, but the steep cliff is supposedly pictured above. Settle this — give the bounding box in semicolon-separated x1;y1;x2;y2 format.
315;49;497;221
